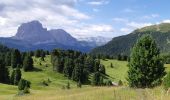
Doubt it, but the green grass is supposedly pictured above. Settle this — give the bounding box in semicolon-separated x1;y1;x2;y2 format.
100;59;128;83
1;57;170;100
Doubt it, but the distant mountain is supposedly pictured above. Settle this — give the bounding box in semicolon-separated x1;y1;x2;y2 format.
12;21;54;44
78;36;112;47
49;29;80;46
0;20;95;52
91;23;170;56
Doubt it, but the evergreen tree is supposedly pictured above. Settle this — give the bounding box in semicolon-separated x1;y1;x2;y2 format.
14;66;22;85
72;63;82;82
10;69;15;84
110;63;113;68
11;49;21;68
5;52;11;66
77;80;82;88
91;72;102;86
55;57;65;73
23;55;34;71
0;59;9;84
63;58;73;78
117;54;122;61
127;35;165;88
18;79;31;90
84;56;94;73
35;49;41;57
94;60;100;72
11;65;22;85
99;64;106;74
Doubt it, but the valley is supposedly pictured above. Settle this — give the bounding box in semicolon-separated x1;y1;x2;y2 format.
0;55;170;100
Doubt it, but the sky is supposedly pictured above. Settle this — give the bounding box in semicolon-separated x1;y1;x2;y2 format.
0;0;170;39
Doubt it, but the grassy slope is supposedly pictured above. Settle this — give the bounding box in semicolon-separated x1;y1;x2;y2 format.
100;59;128;83
1;57;170;100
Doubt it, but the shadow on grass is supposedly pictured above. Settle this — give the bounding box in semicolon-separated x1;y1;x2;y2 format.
32;67;43;72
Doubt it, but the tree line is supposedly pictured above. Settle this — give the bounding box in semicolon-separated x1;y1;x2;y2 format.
51;49;111;86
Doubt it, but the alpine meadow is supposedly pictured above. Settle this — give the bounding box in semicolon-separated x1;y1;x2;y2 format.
1;0;170;100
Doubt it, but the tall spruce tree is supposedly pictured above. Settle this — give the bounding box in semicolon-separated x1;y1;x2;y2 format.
54;58;64;73
91;72;101;86
0;59;9;84
23;55;34;71
5;52;11;66
128;34;165;88
11;49;21;68
63;58;73;78
14;66;22;85
11;65;22;85
72;63;82;82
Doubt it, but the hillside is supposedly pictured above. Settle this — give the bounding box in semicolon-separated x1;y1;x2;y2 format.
1;57;170;100
91;23;170;56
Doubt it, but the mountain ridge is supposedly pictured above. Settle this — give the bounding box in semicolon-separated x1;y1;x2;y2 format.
0;20;109;52
91;23;170;56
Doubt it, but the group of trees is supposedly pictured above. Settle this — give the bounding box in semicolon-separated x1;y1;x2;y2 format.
51;49;107;85
117;54;128;61
0;46;47;93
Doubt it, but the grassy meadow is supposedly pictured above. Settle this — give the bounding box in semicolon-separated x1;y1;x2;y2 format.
0;56;170;100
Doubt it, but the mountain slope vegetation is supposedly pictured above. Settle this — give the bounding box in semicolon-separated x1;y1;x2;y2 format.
91;23;170;56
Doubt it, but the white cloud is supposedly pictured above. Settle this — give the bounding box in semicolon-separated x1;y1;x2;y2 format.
68;24;114;38
127;22;152;29
87;0;109;6
0;16;6;26
142;14;159;19
0;0;95;37
162;19;170;23
120;28;132;33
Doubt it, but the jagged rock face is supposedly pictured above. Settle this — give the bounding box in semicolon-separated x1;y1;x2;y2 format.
13;20;54;43
49;29;79;46
2;20;108;52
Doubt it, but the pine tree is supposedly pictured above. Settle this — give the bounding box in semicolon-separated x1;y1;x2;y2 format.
0;59;10;84
35;49;41;57
11;49;21;68
63;58;73;78
54;58;64;73
5;52;11;66
14;66;22;85
91;72;101;86
18;79;31;90
127;34;165;88
72;63;82;82
94;60;100;72
23;55;34;71
110;63;113;68
41;51;45;61
11;65;22;85
10;69;15;84
99;64;106;74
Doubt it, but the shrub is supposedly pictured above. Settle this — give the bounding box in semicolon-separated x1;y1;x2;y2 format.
23;86;30;94
18;79;31;90
66;82;70;89
77;81;82;88
118;80;123;86
105;79;112;86
42;80;48;86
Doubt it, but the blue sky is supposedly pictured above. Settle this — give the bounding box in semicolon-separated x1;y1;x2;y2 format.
0;0;170;39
